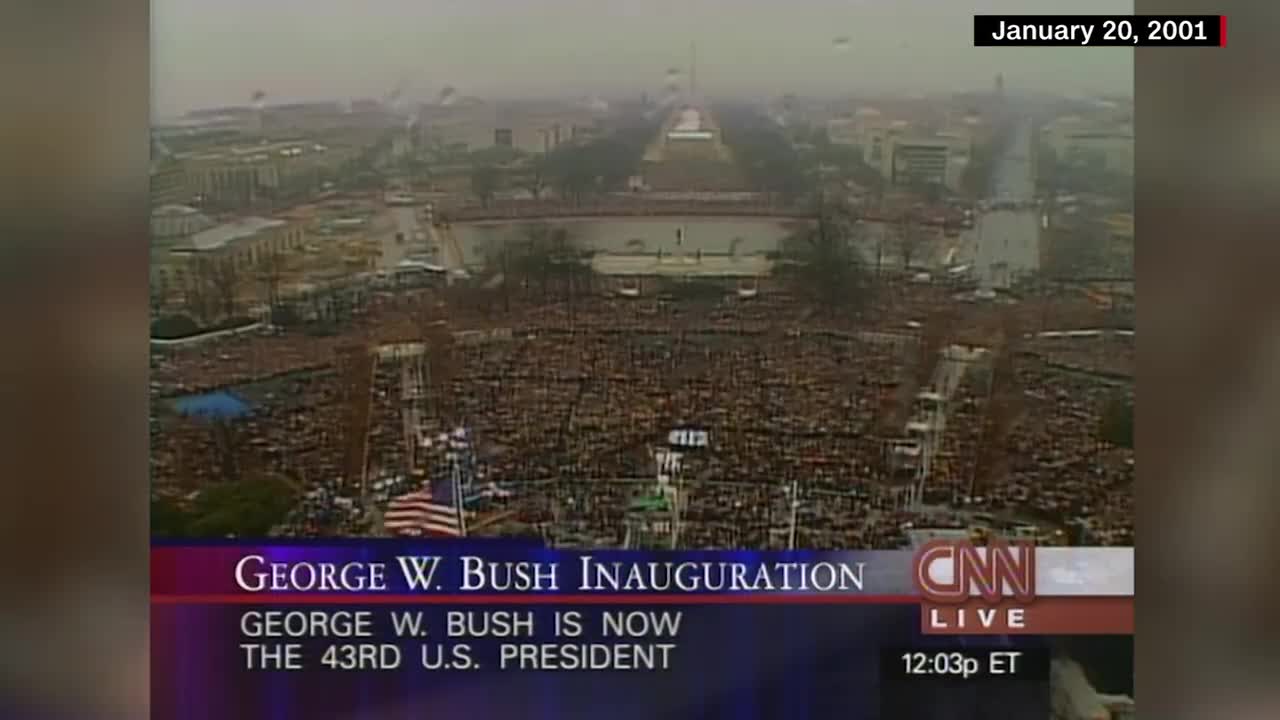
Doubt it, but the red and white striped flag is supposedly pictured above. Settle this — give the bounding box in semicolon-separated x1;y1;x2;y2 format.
383;473;470;537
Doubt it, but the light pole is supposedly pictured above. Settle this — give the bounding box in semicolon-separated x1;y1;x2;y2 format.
787;478;801;551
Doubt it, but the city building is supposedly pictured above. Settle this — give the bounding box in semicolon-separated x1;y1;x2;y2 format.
152;216;307;292
662;107;720;158
1041;117;1134;177
642;105;743;191
498;102;601;154
826;117;860;146
884;134;971;192
150;157;192;207
419;99;499;152
340;98;402;131
826;107;887;149
151;204;215;244
151;204;217;299
862;119;911;175
176;139;358;208
260;101;349;132
169;106;259;134
151;135;192;207
418;100;602;155
1103;213;1133;241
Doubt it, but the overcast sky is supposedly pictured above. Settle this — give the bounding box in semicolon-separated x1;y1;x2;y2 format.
152;0;1133;118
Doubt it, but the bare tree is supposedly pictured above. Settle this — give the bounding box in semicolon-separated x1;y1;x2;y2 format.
209;258;241;319
893;219;928;272
774;197;870;316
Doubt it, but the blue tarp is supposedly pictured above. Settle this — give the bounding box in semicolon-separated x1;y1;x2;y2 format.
172;391;253;420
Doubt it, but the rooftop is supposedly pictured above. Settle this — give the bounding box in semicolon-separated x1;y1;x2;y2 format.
175;139;334;164
152;204;202;217
182;217;286;252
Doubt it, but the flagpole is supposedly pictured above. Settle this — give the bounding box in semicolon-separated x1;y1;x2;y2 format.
669;459;682;550
453;445;468;537
787;478;799;551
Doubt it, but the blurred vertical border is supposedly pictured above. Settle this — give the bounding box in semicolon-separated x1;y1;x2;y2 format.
0;0;150;717
0;0;1276;717
1138;0;1280;718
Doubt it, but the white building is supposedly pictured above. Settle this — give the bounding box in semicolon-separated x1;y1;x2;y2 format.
1041;117;1134;176
886;134;971;192
151;204;214;243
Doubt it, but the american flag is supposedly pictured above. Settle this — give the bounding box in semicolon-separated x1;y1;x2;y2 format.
384;471;469;537
386;427;476;537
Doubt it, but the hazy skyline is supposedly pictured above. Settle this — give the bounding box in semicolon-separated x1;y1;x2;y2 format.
152;0;1133;119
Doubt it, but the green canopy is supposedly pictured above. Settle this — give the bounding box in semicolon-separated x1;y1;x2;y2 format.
628;494;670;513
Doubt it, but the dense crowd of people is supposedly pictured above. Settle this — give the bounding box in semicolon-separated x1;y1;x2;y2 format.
150;284;1134;548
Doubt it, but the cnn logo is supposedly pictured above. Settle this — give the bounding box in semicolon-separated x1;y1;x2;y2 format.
913;539;1036;604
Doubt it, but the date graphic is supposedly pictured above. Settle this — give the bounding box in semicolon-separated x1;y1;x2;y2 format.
974;15;1225;47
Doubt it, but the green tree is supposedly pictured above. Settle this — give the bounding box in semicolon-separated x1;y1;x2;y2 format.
151;494;193;537
183;474;299;538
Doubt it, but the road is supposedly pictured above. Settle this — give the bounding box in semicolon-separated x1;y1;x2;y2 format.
953;120;1043;289
365;205;416;270
373;204;462;273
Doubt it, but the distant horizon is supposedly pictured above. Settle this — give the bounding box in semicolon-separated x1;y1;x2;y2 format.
154;86;1133;124
152;0;1133;120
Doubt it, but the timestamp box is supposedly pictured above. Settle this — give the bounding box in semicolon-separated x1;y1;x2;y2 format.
879;648;1050;720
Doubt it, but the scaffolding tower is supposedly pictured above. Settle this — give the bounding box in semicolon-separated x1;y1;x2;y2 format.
337;344;376;500
400;348;429;476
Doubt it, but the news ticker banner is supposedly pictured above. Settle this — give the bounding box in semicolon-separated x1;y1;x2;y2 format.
152;542;1130;720
974;15;1225;46
153;541;1132;635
